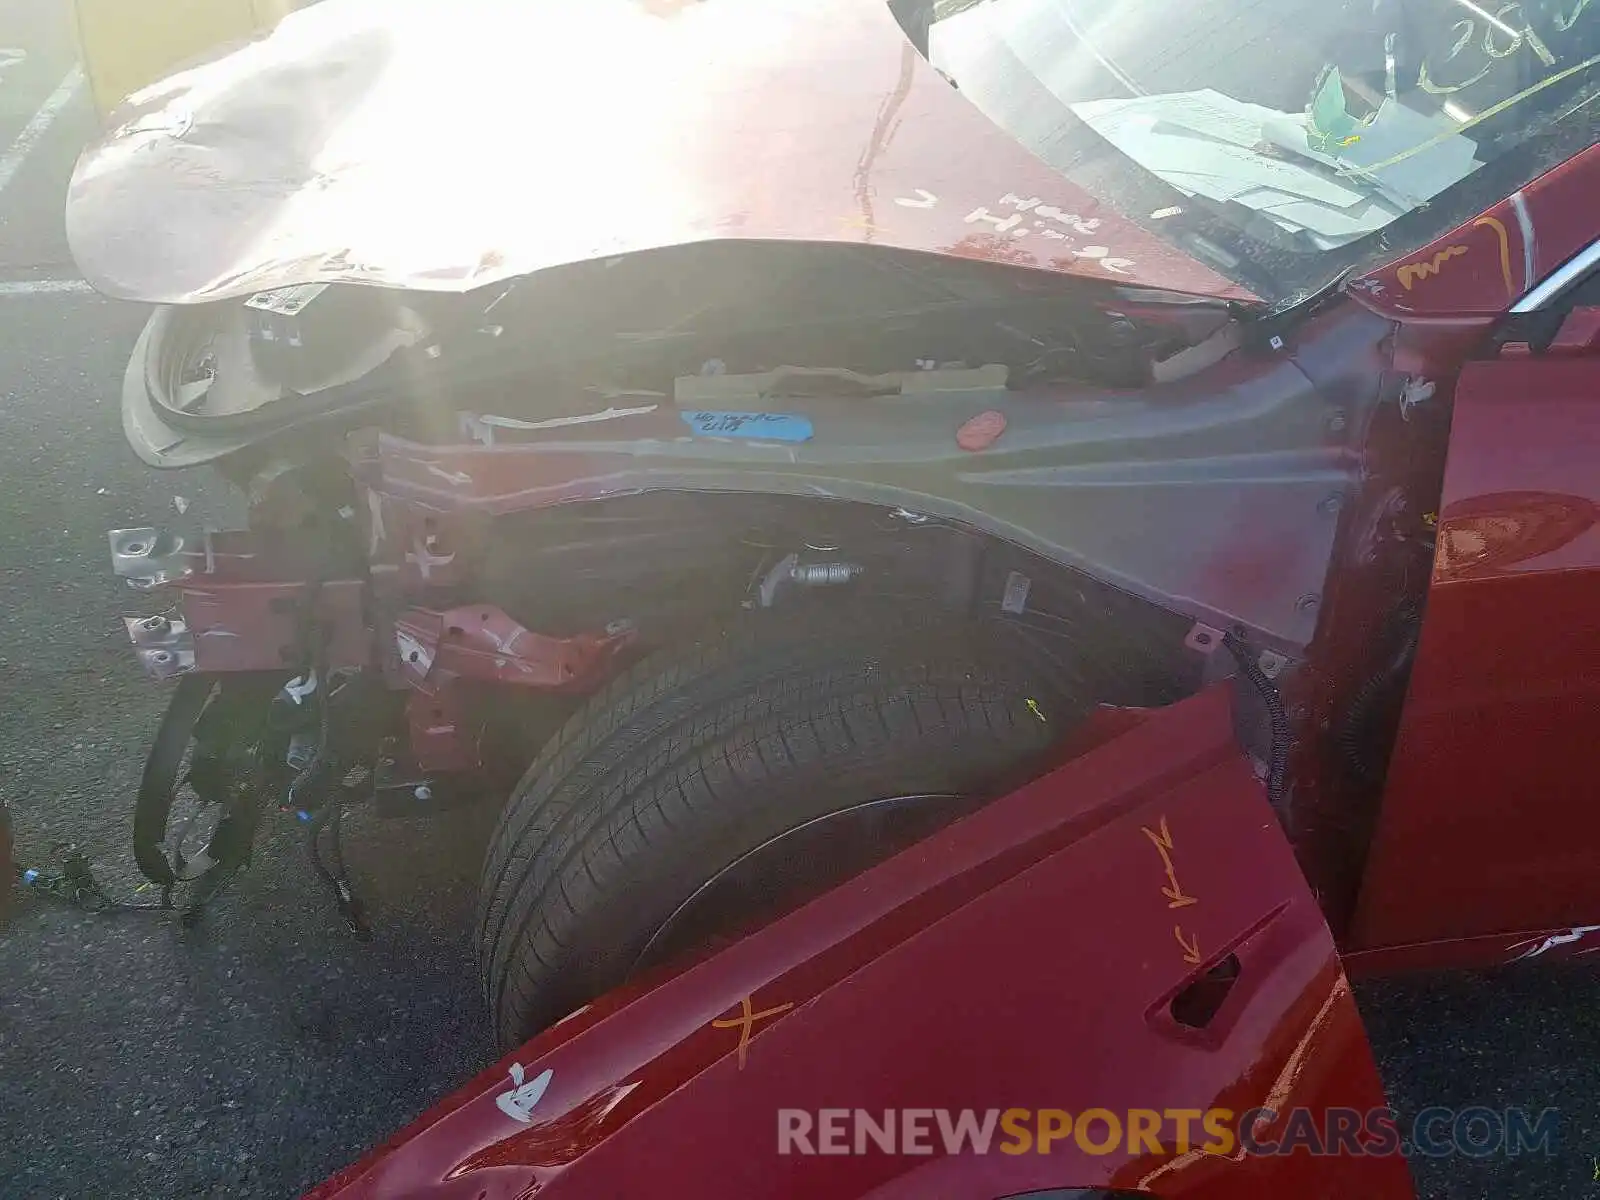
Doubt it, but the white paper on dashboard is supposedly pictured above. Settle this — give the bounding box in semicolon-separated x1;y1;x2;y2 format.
1259;102;1480;210
1244;191;1399;239
1070;88;1480;244
1071;90;1369;209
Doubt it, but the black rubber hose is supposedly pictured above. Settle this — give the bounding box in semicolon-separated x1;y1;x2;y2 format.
1225;631;1291;809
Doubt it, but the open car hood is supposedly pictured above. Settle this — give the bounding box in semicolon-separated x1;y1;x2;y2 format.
65;0;1253;305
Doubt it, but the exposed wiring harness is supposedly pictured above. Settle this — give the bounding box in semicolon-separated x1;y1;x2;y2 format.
288;588;372;938
13;847;168;915
307;794;369;938
1340;605;1422;789
1224;629;1291;810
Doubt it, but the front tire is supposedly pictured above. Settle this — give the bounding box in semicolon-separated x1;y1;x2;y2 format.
476;610;1084;1048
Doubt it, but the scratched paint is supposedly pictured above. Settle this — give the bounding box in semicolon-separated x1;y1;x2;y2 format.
496;1063;554;1123
1510;924;1600;961
1142;816;1203;965
424;464;473;486
893;186;1136;275
1509;191;1537;288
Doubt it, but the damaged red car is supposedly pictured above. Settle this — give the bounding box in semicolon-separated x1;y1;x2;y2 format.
66;0;1600;1195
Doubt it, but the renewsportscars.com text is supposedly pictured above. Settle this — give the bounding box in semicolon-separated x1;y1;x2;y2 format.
777;1106;1559;1159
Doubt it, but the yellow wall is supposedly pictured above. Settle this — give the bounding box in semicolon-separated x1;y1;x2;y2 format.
72;0;298;118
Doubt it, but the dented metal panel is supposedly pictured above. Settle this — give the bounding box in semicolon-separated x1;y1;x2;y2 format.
65;0;1250;305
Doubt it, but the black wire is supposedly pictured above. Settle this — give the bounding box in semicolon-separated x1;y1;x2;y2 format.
13;856;169;915
286;682;333;814
328;803;351;885
306;799;369;937
1340;607;1421;788
1224;630;1291;810
306;803;337;895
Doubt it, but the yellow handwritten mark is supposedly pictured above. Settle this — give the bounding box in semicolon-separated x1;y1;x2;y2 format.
1472;215;1517;300
1162;883;1199;910
1142;816;1176;853
1141;817;1199;910
1174;926;1203;965
711;995;795;1071
1396;244;1469;290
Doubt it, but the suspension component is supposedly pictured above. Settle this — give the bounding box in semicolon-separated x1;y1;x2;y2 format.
758;554;865;607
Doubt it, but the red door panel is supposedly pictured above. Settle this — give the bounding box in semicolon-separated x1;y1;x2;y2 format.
311;688;1409;1199
1351;355;1600;950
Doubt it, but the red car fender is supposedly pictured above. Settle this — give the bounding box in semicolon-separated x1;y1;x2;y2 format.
309;688;1412;1200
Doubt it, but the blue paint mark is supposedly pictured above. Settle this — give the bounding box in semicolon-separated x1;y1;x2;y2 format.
681;411;813;443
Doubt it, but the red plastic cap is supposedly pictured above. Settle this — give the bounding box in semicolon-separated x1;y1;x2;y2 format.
956;410;1007;451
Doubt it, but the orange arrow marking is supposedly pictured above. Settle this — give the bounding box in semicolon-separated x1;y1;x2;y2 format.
1174;926;1203;965
1142;817;1199;909
711;995;795;1070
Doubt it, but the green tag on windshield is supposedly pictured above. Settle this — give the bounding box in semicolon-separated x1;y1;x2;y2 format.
1307;67;1364;153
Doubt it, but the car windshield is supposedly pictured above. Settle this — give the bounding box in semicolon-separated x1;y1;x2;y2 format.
905;0;1600;302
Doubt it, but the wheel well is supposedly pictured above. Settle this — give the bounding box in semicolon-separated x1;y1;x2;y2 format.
478;491;1203;710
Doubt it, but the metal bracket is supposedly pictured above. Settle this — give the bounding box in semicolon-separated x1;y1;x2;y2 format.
124;615;196;680
1187;622;1290;680
109;528;192;590
1256;649;1290;680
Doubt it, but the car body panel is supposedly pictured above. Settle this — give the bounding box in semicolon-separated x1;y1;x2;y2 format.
1349;351;1600;950
308;688;1411;1199
64;0;1253;306
1348;142;1600;320
357;300;1387;654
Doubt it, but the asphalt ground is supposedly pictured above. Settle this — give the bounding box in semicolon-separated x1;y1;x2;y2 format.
1;4;1599;1198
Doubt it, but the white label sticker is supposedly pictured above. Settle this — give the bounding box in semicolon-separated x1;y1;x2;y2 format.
496;1064;554;1123
1001;571;1032;616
